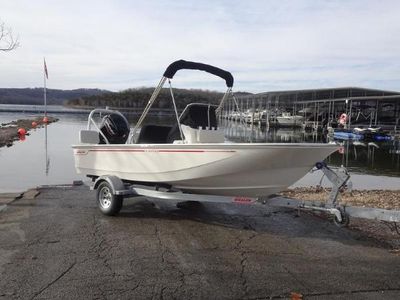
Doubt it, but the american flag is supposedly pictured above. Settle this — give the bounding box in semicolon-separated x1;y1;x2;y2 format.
44;58;49;79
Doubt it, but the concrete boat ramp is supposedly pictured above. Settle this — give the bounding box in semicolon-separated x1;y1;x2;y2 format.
0;185;399;299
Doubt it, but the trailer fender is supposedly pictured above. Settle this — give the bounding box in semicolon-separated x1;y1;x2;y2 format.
93;175;125;194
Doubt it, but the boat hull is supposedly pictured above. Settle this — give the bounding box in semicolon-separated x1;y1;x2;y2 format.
333;130;363;140
276;116;304;127
72;143;338;197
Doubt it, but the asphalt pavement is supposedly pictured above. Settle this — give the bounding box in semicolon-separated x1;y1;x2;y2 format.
0;186;399;299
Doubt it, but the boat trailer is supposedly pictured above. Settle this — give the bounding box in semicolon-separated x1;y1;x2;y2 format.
91;162;400;227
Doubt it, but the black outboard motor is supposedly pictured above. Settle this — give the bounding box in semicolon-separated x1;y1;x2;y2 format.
99;114;130;144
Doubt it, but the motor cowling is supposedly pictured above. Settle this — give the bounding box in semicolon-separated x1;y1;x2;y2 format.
99;114;130;144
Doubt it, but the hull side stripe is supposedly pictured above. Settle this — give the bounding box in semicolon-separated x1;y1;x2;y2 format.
87;149;236;153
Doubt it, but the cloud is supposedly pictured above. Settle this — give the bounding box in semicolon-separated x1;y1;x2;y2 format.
0;0;400;93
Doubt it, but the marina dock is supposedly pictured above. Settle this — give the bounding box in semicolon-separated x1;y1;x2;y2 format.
222;87;400;134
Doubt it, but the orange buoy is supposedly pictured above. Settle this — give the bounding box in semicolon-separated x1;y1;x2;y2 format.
290;292;303;300
19;134;26;142
32;121;37;128
43;116;49;123
18;128;27;135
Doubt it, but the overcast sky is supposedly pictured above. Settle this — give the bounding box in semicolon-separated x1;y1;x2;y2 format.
1;0;400;93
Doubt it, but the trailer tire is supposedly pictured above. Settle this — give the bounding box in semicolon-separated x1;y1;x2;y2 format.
96;181;123;216
333;208;350;227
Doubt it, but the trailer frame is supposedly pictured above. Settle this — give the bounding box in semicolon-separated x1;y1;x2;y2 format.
90;163;400;227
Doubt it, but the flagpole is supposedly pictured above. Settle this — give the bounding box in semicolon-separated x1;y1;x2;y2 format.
43;57;47;117
45;123;49;176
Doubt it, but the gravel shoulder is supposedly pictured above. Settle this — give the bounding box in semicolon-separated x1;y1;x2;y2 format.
281;188;400;211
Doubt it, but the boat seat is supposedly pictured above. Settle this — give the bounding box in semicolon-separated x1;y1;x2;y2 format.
137;124;172;144
181;125;224;143
79;130;100;144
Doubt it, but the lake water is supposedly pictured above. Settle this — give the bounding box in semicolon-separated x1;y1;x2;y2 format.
0;112;87;192
0;106;399;193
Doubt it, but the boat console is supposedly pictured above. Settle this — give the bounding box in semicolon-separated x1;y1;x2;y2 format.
167;103;224;143
137;104;224;144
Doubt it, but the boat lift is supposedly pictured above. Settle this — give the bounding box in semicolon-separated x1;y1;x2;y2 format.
91;162;400;228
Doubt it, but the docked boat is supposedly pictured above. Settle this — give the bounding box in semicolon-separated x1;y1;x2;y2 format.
353;127;393;141
332;127;393;141
276;112;304;127
332;129;364;141
72;60;338;198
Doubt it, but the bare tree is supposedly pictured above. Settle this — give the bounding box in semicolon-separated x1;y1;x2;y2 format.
0;20;19;51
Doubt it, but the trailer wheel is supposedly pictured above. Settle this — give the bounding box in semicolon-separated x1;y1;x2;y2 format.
333;208;350;227
96;181;123;216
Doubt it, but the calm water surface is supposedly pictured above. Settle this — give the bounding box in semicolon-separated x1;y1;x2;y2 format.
0;106;399;193
0;113;87;192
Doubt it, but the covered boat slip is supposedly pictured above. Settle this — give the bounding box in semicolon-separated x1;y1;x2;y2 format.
226;87;400;133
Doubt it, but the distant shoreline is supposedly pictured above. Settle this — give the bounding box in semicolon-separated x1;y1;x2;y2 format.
0;103;176;115
0;104;90;114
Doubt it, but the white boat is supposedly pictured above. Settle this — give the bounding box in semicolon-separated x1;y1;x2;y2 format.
73;142;336;197
243;109;256;123
72;60;338;198
298;107;314;114
276;112;304;127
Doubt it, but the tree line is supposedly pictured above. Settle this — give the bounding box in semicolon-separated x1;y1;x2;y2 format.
0;88;109;105
65;87;230;110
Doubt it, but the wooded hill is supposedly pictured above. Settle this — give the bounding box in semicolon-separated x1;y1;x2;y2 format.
65;87;244;110
0;88;110;105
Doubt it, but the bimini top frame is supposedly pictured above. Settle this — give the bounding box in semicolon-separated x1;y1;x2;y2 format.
130;60;235;143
